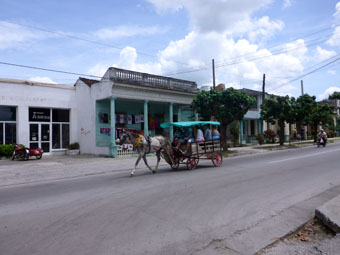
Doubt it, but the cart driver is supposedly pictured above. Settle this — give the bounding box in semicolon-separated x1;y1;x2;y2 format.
175;127;194;154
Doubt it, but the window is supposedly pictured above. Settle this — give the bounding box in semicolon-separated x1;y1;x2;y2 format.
52;109;70;149
0;106;16;144
0;123;3;145
5;123;16;144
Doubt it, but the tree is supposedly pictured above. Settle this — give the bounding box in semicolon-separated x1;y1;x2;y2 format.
294;94;317;130
308;104;335;141
260;95;294;146
328;92;340;100
191;88;255;150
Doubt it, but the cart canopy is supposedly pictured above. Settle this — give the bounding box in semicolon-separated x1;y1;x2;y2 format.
160;121;220;129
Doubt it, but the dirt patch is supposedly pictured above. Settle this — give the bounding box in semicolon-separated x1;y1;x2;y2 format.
257;218;338;255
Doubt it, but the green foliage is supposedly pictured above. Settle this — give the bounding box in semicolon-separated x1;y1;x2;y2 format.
309;104;335;141
328;92;340;100
191;88;255;150
295;94;317;125
261;96;294;145
256;134;265;145
68;142;79;150
191;88;255;123
0;144;15;158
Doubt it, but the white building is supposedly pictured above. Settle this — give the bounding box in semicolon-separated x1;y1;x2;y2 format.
0;78;77;154
0;68;198;156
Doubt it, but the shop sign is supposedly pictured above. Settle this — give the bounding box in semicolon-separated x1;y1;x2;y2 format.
29;108;50;122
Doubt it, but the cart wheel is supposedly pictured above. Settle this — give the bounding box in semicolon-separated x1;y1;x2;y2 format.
171;159;180;170
187;157;197;170
212;152;223;167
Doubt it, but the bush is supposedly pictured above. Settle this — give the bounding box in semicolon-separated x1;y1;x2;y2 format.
256;134;265;145
326;130;335;138
68;142;79;150
264;129;276;143
0;144;15;158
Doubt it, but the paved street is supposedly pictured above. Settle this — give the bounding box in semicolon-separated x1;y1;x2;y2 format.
1;143;340;255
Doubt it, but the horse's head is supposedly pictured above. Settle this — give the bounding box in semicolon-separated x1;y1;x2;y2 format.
117;131;131;145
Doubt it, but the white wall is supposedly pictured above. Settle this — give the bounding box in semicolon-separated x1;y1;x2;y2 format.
0;79;77;151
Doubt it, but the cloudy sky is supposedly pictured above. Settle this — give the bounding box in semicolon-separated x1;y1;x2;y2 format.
1;0;340;100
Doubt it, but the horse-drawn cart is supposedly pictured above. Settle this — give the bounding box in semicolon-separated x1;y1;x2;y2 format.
160;121;223;170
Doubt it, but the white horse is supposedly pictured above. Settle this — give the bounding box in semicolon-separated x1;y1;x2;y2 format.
116;131;173;176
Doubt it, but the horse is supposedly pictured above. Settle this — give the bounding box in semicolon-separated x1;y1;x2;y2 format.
116;131;174;176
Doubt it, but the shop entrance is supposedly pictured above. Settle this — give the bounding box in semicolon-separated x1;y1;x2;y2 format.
29;123;50;152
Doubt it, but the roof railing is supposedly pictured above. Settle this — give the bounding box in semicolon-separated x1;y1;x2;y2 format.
108;67;198;92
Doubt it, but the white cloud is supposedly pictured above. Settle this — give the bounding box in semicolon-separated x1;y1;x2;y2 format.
0;21;52;50
88;63;113;77
147;0;273;33
283;0;292;8
315;46;337;61
334;1;340;19
318;86;340;100
28;76;57;84
327;26;340;47
93;25;167;40
328;70;336;75
226;16;284;43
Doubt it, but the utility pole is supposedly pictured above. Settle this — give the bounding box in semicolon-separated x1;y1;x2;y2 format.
212;59;216;89
262;73;265;103
301;80;304;95
261;73;265;134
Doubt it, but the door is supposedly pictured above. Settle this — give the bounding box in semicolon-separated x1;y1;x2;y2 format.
29;123;50;152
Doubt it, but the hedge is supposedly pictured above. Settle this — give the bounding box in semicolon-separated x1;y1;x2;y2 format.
0;144;15;158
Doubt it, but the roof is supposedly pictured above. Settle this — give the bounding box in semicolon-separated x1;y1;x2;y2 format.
0;77;75;90
160;121;220;128
77;77;100;87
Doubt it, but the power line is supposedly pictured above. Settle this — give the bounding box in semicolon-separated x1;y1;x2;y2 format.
0;18;191;67
164;32;337;76
266;53;340;89
267;56;340;92
164;24;340;75
1;18;339;77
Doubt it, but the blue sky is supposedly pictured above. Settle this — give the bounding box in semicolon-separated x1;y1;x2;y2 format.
1;0;340;100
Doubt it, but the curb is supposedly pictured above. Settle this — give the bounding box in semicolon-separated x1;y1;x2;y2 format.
315;194;340;233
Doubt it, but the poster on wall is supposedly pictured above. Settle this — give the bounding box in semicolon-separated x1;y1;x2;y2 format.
98;112;108;123
127;115;132;124
100;128;111;135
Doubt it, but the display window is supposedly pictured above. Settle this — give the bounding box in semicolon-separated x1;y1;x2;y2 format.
0;106;17;144
29;108;70;152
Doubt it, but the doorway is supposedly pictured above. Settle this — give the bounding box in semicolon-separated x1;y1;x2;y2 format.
29;123;50;152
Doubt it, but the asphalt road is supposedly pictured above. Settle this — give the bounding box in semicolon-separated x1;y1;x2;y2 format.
1;143;340;255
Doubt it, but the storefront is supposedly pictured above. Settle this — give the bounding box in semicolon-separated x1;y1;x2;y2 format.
0;78;77;154
76;68;198;157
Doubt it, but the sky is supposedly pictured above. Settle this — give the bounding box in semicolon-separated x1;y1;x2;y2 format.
1;0;340;100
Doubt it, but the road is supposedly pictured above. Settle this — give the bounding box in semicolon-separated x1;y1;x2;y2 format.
1;143;340;255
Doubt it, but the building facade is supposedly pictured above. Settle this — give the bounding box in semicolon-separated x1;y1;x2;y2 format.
0;68;198;156
0;78;77;154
